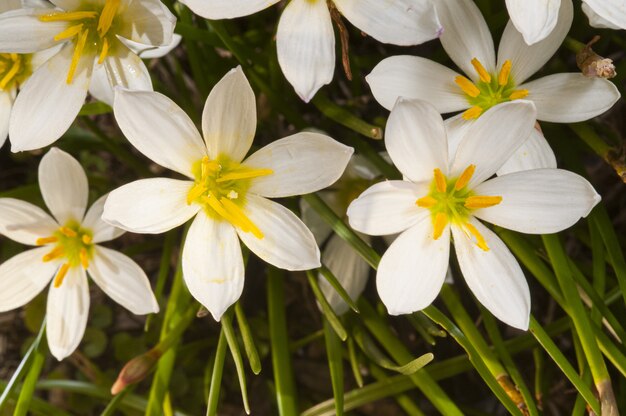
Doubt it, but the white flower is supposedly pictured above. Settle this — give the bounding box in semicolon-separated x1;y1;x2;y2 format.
0;0;177;152
0;148;158;360
505;0;561;45
180;0;441;102
367;0;620;175
102;67;353;321
582;1;626;29
347;99;601;330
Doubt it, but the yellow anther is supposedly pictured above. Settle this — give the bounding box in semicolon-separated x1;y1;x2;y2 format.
201;157;220;178
97;0;121;37
187;183;207;205
43;246;64;262
509;89;529;100
464;195;503;209
10;53;17;61
0;58;20;90
464;222;489;251
66;28;89;84
462;106;483;120
455;76;480;98
498;60;512;86
433;169;447;193
454;164;476;190
60;226;77;238
82;234;92;244
216;168;274;183
220;198;264;239
53;263;71;288
433;212;447;240
98;37;110;64
36;236;58;246
39;11;97;22
203;194;242;227
53;24;83;41
416;195;437;208
471;58;491;83
79;248;89;269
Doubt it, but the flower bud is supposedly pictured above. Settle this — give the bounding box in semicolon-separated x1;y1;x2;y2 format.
111;349;161;395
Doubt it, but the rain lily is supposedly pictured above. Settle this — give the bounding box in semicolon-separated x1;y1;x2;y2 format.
367;0;620;174
347;99;601;329
582;1;626;30
103;67;353;321
0;148;158;360
180;0;441;102
0;0;177;151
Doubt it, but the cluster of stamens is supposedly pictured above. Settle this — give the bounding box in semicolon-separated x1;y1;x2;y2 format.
416;165;502;251
455;58;529;120
0;53;30;91
39;0;122;83
186;156;273;239
37;222;94;287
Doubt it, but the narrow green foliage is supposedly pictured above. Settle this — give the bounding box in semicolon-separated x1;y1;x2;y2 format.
235;302;262;375
319;265;360;313
206;330;228;416
221;311;251;414
323;319;345;416
14;328;46;416
346;337;364;388
312;93;383;139
307;270;348;340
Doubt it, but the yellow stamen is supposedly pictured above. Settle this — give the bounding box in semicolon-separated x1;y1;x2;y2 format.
39;11;97;22
416;195;437;208
52;23;83;41
220;198;264;239
433;212;447;240
454;164;476;191
216;168;274;183
455;75;480;98
82;234;92;244
433;168;447;193
53;263;70;288
43;246;64;262
79;248;89;269
201;157;220;178
464;195;503;209
462;106;483;120
471;58;491;83
98;37;110;64
509;89;529;100
498;60;512;86
0;58;20;89
67;28;89;84
60;226;77;238
464;222;489;251
36;236;58;246
97;0;121;37
187;183;207;205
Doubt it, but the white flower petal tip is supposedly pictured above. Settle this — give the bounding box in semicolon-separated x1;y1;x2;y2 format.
179;0;280;19
506;0;561;45
582;0;626;30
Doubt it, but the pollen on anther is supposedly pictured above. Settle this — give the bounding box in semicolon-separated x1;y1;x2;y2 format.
433;169;447;193
53;263;70;287
455;76;480;98
471;58;491;83
454;165;476;190
433;212;447;240
498;60;512;86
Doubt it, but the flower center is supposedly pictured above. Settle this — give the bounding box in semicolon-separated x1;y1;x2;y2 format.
455;58;529;120
39;0;123;84
37;220;94;287
0;53;31;91
186;155;273;239
415;165;502;251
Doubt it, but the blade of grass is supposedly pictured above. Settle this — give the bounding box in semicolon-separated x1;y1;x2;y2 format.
206;329;228;416
221;311;251;414
311;93;382;139
590;207;626;307
323;319;345;416
346;337;364;388
307;270;348;340
13;324;46;416
234;302;262;375
319;265;359;313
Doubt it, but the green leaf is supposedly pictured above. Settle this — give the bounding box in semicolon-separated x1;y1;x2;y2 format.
323;319;344;416
235;302;262;375
221;312;251;414
307;270;348;341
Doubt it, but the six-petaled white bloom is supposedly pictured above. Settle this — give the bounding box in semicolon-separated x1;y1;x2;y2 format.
0;0;177;151
582;0;626;30
367;0;621;175
347;99;601;330
180;0;441;102
102;67;353;321
0;148;159;360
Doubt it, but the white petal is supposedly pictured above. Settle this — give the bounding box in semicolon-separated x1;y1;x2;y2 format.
203;67;256;162
82;194;125;243
30;44;64;71
377;218;450;315
0;91;12;148
522;74;620;123
0;248;56;312
113;89;206;178
276;0;335;102
366;56;467;113
182;214;244;321
436;0;495;81
118;0;176;46
9;44;91;152
0;198;58;245
444;113;472;162
46;266;90;360
386;98;449;182
103;178;200;234
333;0;442;46
121;33;182;59
505;0;560;45
497;128;557;176
237;194;320;271
39;147;88;224
473;169;601;234
0;0;21;13
347;180;427;236
88;246;158;314
319;233;371;315
582;0;626;30
47;0;79;9
88;62;114;105
180;0;280;18
450;101;537;187
0;8;67;53
244;132;353;198
498;0;573;84
452;220;530;330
